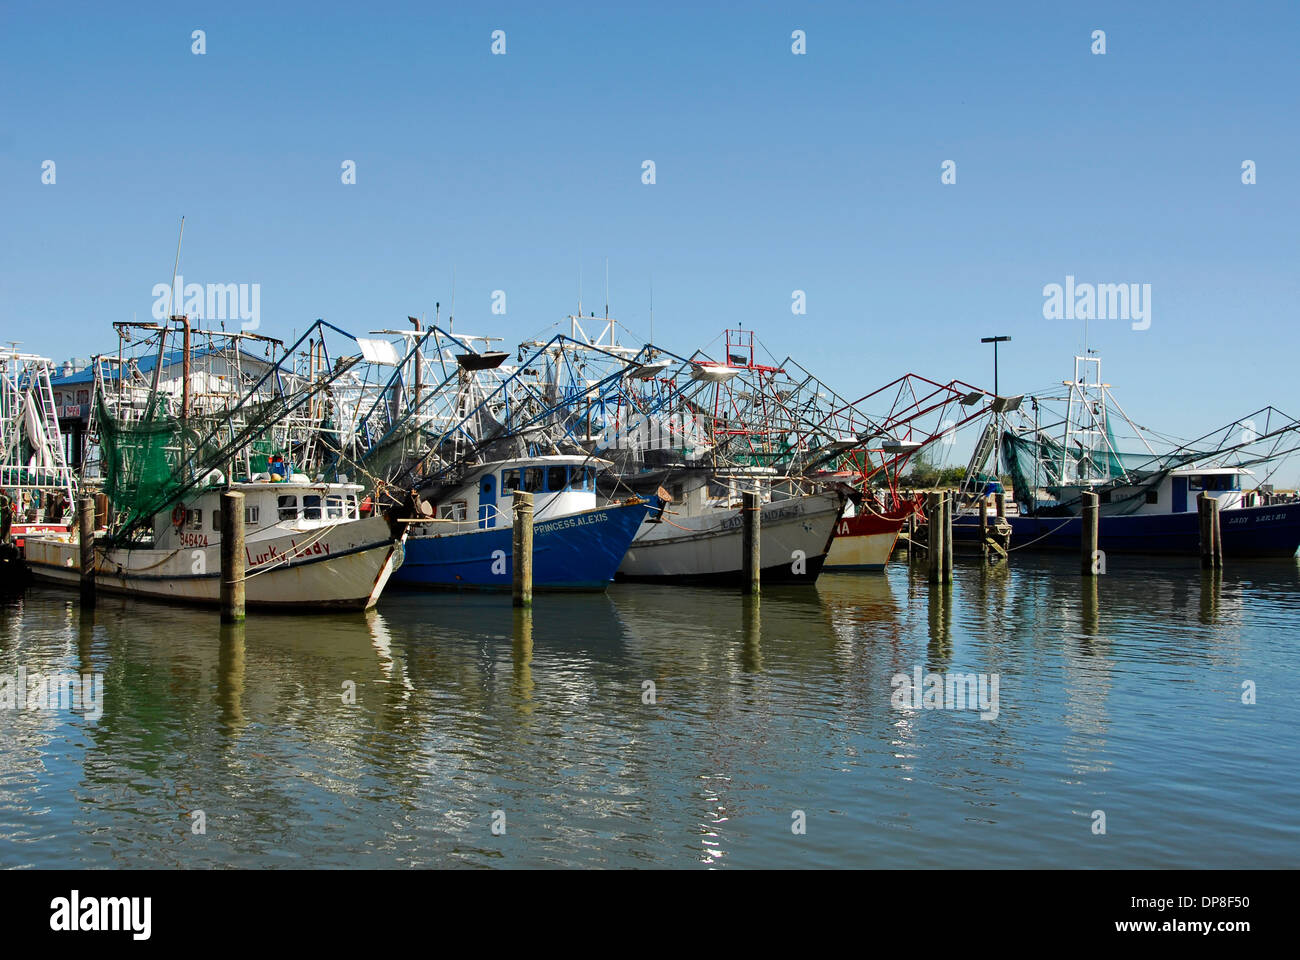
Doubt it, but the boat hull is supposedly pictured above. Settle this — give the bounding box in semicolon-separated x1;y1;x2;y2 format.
395;499;655;591
824;509;908;571
953;501;1300;558
23;515;403;610
616;491;844;585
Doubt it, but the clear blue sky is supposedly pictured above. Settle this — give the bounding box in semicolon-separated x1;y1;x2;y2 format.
2;2;1297;475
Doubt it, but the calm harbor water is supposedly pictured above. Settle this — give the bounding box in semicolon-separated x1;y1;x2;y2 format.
1;553;1298;869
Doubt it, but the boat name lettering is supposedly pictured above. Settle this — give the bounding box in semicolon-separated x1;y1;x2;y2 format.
246;539;331;567
537;512;609;533
721;503;804;531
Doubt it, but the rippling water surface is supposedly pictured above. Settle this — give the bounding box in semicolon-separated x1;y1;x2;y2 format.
2;553;1297;868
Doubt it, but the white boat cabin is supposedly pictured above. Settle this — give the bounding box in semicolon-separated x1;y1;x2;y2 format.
433;456;605;530
154;476;368;549
1056;467;1256;516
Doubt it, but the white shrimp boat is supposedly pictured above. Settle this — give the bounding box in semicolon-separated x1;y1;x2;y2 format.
616;485;844;585
24;477;404;610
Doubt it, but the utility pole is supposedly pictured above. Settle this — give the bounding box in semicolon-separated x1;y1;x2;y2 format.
981;336;1011;491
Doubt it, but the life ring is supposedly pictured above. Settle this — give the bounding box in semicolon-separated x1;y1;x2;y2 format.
172;505;186;528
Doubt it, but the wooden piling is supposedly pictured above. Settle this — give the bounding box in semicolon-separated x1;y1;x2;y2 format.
1081;491;1099;576
78;496;96;607
512;490;534;607
1199;493;1222;569
742;492;760;596
220;491;246;622
978;494;989;558
994;492;1006;519
942;491;954;581
926;491;944;583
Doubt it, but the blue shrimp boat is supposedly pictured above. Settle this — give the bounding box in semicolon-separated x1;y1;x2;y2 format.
955;469;1300;558
950;354;1300;559
393;455;659;590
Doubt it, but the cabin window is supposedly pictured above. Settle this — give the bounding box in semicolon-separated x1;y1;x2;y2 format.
438;500;467;521
1189;476;1203;491
1145;490;1159;504
547;466;568;491
524;468;544;493
345;496;358;519
501;469;521;492
303;495;322;520
246;505;260;525
212;509;221;531
1098;490;1112;504
278;495;298;520
325;495;344;520
670;483;683;502
186;508;203;530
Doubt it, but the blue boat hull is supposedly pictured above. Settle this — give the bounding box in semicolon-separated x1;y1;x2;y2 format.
954;502;1300;558
393;499;657;591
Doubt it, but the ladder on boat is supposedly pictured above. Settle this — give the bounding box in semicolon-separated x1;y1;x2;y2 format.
959;420;999;499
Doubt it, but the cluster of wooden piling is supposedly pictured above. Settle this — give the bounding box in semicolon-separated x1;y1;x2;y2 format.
73;480;1227;620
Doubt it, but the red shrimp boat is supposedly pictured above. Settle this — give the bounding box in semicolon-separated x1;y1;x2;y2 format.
824;496;919;571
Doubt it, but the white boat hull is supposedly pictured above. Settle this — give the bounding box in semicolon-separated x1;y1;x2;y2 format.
24;515;402;611
616;491;843;584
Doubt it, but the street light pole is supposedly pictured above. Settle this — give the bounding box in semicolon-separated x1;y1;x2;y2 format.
981;336;1011;493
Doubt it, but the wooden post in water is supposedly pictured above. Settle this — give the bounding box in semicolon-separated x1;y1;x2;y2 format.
220;491;245;622
742;492;760;596
512;490;534;607
978;493;989;559
1199;493;1222;569
78;496;96;607
942;491;954;581
1081;491;1099;576
1209;495;1222;568
995;492;1006;519
926;491;943;583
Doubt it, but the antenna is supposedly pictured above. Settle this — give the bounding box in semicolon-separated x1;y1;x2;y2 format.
604;258;609;319
167;215;186;316
578;264;583;317
450;269;456;328
649;274;654;345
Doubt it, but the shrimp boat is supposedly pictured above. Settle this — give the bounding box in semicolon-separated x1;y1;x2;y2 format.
823;498;914;571
395;455;658;590
23;310;411;609
952;354;1300;558
611;470;844;585
1;351;77;550
25;475;405;609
